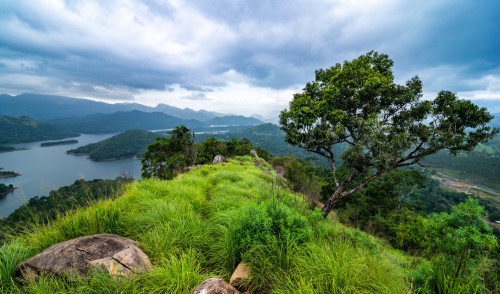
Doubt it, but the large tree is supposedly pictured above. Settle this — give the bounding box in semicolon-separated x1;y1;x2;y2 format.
279;51;498;218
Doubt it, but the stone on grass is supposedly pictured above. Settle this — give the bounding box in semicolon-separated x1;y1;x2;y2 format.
213;155;226;164
230;262;252;291
192;278;240;294
14;234;151;281
274;166;286;178
250;149;259;158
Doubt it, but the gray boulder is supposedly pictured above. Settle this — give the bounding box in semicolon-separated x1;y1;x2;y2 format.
250;149;259;158
192;278;240;294
212;155;226;164
14;234;151;280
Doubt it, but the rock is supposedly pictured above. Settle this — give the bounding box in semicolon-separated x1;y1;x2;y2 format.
252;161;261;167
192;278;240;294
213;155;226;164
274;166;286;177
14;234;151;281
250;149;259;158
230;262;251;291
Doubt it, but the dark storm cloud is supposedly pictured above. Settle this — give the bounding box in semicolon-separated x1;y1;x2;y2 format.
0;0;499;103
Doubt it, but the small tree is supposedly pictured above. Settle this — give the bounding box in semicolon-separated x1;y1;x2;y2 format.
279;51;498;218
141;125;197;180
428;197;498;278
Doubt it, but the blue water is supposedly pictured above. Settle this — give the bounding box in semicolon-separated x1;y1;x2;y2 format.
0;134;141;218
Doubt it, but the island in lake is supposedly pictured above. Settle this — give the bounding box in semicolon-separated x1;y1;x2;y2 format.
0;183;16;196
41;139;78;147
0;170;21;178
0;145;17;152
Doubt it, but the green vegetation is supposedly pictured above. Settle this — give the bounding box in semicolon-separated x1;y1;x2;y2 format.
0;115;79;144
421;150;500;191
141;126;197;180
196;123;319;162
0;145;16;152
142;125;272;180
279;51;498;218
68;129;158;160
46;110;205;134
40;139;78;147
0;178;131;244
0;170;20;178
0;183;15;196
475;135;500;156
1;157;418;293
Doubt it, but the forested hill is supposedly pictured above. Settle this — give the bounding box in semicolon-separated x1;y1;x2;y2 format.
67;129;158;160
45;110;206;134
0;115;79;144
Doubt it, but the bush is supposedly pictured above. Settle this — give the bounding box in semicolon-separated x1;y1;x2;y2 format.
233;195;321;260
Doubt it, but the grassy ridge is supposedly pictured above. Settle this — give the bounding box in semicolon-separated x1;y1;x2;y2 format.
0;156;413;293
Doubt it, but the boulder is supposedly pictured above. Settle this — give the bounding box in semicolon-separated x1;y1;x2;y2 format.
192;278;240;294
230;262;251;291
213;155;226;164
14;234;151;281
250;149;259;158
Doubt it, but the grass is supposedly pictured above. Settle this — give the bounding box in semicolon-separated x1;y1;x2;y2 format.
0;156;415;293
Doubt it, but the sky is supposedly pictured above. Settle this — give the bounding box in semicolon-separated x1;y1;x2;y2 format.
1;0;500;117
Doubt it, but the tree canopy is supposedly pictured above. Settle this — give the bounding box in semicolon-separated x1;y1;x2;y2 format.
279;51;499;218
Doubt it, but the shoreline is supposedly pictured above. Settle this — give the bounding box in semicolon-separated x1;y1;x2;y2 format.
67;152;140;161
0;187;17;196
0;173;21;178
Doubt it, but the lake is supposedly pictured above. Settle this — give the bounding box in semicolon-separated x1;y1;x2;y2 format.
0;134;141;218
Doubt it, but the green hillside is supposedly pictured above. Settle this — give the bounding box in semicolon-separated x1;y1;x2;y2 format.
46;110;205;134
0;115;79;144
67;129;158;160
0;157;420;293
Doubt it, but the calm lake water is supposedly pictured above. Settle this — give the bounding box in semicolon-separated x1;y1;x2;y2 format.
0;134;141;218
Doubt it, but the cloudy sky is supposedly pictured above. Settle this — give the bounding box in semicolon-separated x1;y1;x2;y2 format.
1;0;499;116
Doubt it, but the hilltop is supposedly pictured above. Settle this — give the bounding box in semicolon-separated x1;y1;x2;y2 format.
0;156;417;293
67;129;158;160
0;115;79;144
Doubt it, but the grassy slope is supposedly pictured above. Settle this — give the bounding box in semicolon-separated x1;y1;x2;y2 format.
0;156;414;293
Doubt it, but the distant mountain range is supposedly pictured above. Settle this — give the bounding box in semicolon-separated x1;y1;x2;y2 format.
0;93;226;122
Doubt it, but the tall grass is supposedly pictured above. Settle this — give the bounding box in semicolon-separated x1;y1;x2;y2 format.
1;156;415;293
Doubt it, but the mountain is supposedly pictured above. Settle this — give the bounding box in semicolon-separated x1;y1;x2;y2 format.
154;103;222;122
46;110;205;134
206;115;264;126
67;129;158;160
0;115;79;144
0;93;224;121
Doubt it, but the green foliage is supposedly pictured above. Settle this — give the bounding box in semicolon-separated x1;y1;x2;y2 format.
421;150;500;190
427;197;498;278
233;197;321;260
279;51;499;217
0;178;131;244
0;115;79;144
0;170;20;178
40;139;78;147
68;129;158;160
141;125;197;180
0;183;14;195
0;145;15;152
271;155;325;201
0;157;414;293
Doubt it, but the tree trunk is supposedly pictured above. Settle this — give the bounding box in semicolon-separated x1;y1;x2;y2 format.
321;189;343;218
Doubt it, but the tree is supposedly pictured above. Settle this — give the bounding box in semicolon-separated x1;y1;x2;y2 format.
428;197;497;278
279;51;499;218
141;125;197;180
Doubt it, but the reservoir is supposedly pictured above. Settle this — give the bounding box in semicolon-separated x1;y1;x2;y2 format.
0;134;141;218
